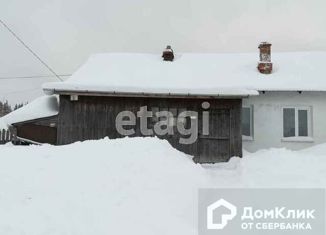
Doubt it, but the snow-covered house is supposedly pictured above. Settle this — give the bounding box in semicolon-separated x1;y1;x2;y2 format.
42;48;258;163
3;42;326;163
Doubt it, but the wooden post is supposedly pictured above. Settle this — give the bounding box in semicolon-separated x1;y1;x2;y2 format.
8;126;18;145
0;128;17;145
5;130;9;142
1;129;5;144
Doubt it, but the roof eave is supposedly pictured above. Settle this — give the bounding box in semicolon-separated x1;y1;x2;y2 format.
10;115;58;126
43;88;257;99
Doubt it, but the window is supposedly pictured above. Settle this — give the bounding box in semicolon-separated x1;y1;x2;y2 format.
242;106;253;140
282;107;312;140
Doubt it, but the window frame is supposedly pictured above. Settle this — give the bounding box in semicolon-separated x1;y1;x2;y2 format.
242;105;254;141
281;106;313;142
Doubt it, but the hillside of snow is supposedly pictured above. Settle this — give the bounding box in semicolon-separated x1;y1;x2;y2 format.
0;137;326;234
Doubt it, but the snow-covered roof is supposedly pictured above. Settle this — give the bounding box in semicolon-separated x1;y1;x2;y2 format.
43;51;326;97
0;95;59;129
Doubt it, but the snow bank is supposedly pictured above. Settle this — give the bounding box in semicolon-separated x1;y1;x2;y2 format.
0;137;326;234
0;118;7;130
234;148;326;187
43;51;326;96
0;138;209;234
0;95;59;129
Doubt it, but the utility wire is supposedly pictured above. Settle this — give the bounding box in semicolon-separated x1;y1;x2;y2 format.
0;19;63;82
0;74;71;80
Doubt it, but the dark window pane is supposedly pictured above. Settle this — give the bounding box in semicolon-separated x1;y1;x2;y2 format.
283;108;295;137
242;108;251;136
298;110;308;136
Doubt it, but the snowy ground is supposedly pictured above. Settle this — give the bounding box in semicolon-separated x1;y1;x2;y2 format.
0;137;326;234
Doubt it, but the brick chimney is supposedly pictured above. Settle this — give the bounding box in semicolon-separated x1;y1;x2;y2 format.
162;45;174;61
257;42;273;74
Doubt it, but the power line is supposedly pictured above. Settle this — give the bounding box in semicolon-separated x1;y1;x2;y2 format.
0;74;71;80
0;19;64;82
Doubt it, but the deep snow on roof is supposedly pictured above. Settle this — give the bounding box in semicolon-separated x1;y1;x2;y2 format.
43;51;326;96
0;95;59;128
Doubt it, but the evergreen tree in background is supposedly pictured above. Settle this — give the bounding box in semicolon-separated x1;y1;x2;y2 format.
0;101;12;117
14;103;24;110
0;101;28;117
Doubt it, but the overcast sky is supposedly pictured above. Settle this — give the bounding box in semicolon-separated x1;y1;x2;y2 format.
1;0;326;104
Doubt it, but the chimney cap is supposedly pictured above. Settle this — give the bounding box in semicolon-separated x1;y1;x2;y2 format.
162;45;174;61
258;42;272;48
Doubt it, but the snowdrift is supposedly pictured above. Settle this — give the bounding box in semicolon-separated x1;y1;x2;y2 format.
0;137;326;234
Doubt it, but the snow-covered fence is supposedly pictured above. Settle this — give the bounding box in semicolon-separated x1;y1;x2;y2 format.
0;129;16;145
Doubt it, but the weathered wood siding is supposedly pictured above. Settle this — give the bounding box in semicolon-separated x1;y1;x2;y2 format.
13;116;58;145
58;95;242;163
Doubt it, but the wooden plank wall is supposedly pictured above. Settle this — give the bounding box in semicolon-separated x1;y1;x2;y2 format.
57;95;242;163
16;124;57;145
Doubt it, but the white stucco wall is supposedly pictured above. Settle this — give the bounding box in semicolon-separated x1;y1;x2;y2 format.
242;91;326;152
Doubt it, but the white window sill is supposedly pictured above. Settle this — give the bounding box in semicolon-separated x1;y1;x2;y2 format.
242;136;254;141
281;137;314;143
